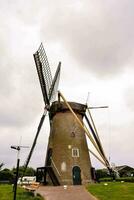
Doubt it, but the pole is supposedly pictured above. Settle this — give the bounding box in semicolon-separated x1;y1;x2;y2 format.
11;145;29;200
13;158;20;200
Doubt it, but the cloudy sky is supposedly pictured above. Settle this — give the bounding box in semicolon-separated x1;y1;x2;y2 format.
0;0;134;170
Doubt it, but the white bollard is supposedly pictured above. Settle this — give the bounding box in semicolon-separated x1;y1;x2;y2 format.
63;185;67;189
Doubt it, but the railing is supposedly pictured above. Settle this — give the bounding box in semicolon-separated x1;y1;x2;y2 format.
51;158;61;177
50;158;62;185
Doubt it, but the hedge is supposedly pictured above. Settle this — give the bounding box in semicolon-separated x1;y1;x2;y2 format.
99;177;134;182
116;177;134;183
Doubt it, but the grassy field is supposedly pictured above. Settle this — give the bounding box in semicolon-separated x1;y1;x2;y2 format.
87;182;134;200
0;184;43;200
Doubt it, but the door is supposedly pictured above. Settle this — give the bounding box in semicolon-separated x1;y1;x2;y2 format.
72;166;81;185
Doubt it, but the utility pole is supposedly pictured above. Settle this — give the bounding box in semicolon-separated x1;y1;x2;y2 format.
11;145;29;200
11;146;20;200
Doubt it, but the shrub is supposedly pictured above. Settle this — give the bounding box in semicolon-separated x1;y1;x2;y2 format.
96;169;109;179
99;177;113;182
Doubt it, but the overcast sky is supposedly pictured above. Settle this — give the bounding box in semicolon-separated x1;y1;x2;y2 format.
0;0;134;170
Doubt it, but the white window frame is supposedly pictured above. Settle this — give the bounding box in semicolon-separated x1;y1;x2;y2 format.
72;148;79;157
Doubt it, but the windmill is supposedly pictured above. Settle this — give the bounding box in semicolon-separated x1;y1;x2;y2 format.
24;43;111;186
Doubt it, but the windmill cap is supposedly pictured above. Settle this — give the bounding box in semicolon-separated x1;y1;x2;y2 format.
49;101;87;119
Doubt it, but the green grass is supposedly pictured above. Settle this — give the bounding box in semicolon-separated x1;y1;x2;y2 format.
87;182;134;200
0;184;43;200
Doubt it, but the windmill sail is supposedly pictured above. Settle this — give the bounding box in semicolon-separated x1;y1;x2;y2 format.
23;43;61;174
34;43;61;105
49;62;61;102
34;43;52;105
23;110;47;172
84;114;110;167
85;114;105;157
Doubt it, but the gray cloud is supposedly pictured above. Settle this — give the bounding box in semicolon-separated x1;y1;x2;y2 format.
124;86;134;111
41;0;134;77
109;123;134;167
91;119;134;168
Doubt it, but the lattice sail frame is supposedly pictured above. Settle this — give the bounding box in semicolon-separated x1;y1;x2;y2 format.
37;43;52;95
49;62;61;102
33;43;61;106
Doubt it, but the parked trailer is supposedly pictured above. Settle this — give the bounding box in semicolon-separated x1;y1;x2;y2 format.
17;176;36;185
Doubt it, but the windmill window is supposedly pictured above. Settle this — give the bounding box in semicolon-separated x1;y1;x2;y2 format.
72;148;79;157
71;132;75;137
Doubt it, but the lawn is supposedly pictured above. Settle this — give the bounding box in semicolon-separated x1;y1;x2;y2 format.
0;184;43;200
87;182;134;200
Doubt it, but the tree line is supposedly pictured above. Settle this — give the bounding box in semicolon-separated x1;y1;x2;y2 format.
0;163;36;183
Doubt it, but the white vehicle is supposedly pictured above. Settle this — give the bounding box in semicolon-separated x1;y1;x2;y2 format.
17;176;36;185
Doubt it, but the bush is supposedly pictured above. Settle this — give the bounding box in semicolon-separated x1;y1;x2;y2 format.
95;169;110;179
99;177;113;182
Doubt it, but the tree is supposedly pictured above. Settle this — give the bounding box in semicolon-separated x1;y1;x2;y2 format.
0;168;14;182
12;166;36;177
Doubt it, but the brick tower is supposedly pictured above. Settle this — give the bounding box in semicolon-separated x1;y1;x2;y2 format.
45;101;92;185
